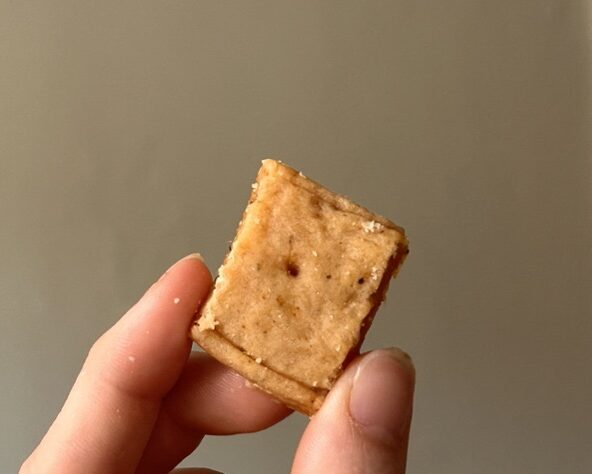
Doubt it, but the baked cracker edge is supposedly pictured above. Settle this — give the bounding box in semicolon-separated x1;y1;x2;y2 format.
191;325;327;416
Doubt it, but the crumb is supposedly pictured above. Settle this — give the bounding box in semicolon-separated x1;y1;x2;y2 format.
312;250;318;257
173;297;180;304
198;313;219;332
255;357;262;364
362;220;384;233
370;266;379;281
128;355;136;362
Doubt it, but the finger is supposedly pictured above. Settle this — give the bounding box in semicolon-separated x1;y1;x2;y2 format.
22;254;212;474
135;352;291;474
163;352;292;435
291;348;415;474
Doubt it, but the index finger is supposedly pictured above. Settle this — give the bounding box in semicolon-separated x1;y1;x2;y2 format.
21;254;212;474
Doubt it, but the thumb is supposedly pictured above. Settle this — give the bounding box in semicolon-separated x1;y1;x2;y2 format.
291;348;415;474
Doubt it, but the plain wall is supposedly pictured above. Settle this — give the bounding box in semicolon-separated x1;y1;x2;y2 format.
1;1;591;472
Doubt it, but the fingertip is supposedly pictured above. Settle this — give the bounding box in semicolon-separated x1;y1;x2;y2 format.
182;252;206;263
91;253;213;400
383;347;415;375
349;348;415;445
139;253;212;321
155;253;212;294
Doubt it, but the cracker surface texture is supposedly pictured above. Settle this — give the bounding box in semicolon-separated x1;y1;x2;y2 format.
191;160;408;415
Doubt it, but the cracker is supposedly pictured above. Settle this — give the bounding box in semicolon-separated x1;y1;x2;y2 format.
191;160;408;415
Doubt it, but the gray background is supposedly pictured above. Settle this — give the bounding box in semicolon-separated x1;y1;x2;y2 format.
1;1;591;473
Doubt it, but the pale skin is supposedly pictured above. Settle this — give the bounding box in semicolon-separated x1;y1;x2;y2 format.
21;254;415;474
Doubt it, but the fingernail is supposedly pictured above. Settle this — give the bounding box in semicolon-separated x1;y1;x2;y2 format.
154;253;205;286
181;252;205;263
164;253;205;274
349;348;414;443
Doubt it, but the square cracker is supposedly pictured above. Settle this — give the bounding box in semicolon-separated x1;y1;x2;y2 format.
191;160;408;415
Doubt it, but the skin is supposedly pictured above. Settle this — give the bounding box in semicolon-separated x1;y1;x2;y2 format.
20;254;415;474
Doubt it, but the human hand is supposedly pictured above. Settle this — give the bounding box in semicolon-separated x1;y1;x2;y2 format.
21;254;415;473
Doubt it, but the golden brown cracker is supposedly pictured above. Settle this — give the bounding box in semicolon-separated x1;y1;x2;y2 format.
191;160;408;415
